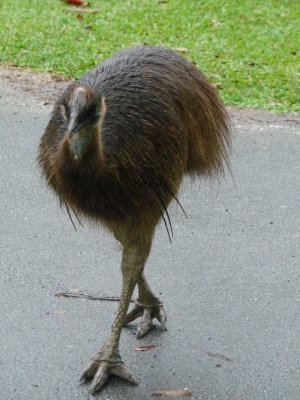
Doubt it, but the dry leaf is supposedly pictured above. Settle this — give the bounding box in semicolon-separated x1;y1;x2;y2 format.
62;0;90;6
213;82;222;88
60;26;69;34
135;344;157;351
151;388;192;397
176;47;188;54
209;74;221;80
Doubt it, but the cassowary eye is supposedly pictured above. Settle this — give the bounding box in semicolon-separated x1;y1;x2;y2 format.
87;104;97;118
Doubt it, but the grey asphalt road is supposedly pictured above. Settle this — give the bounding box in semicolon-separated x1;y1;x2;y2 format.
0;83;299;400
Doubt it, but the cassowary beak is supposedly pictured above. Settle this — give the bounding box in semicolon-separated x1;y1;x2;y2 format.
68;116;80;138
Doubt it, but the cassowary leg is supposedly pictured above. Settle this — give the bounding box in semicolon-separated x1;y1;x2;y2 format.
124;273;167;338
80;246;146;394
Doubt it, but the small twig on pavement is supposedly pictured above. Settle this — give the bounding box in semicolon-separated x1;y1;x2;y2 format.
207;352;233;363
56;290;135;302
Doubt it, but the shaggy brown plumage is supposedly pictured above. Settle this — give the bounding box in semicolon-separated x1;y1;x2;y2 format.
38;45;231;394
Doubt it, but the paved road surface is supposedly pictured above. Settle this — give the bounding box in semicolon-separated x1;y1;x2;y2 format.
0;82;299;400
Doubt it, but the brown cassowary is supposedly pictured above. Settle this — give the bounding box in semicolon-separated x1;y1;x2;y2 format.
38;45;231;394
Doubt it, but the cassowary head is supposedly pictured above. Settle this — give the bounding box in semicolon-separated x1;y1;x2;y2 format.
61;86;103;160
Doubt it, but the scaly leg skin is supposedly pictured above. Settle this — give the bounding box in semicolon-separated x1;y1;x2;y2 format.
80;246;146;394
124;273;167;338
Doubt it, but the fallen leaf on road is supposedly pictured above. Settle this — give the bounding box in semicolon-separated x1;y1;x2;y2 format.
135;344;157;351
151;388;192;397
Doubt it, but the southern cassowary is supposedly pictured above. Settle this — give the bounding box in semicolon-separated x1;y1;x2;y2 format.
38;45;230;394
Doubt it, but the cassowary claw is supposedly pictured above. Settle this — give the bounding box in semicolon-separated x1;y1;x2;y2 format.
124;302;167;338
80;359;138;394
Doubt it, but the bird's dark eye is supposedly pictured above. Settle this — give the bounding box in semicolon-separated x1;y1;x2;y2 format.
87;105;97;117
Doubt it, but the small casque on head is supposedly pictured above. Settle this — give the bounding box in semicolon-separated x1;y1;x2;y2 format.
66;86;102;138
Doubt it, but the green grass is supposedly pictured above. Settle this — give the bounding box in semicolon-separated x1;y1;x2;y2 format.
0;0;299;111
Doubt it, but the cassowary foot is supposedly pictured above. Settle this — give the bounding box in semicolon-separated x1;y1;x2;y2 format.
80;356;138;394
124;301;167;338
